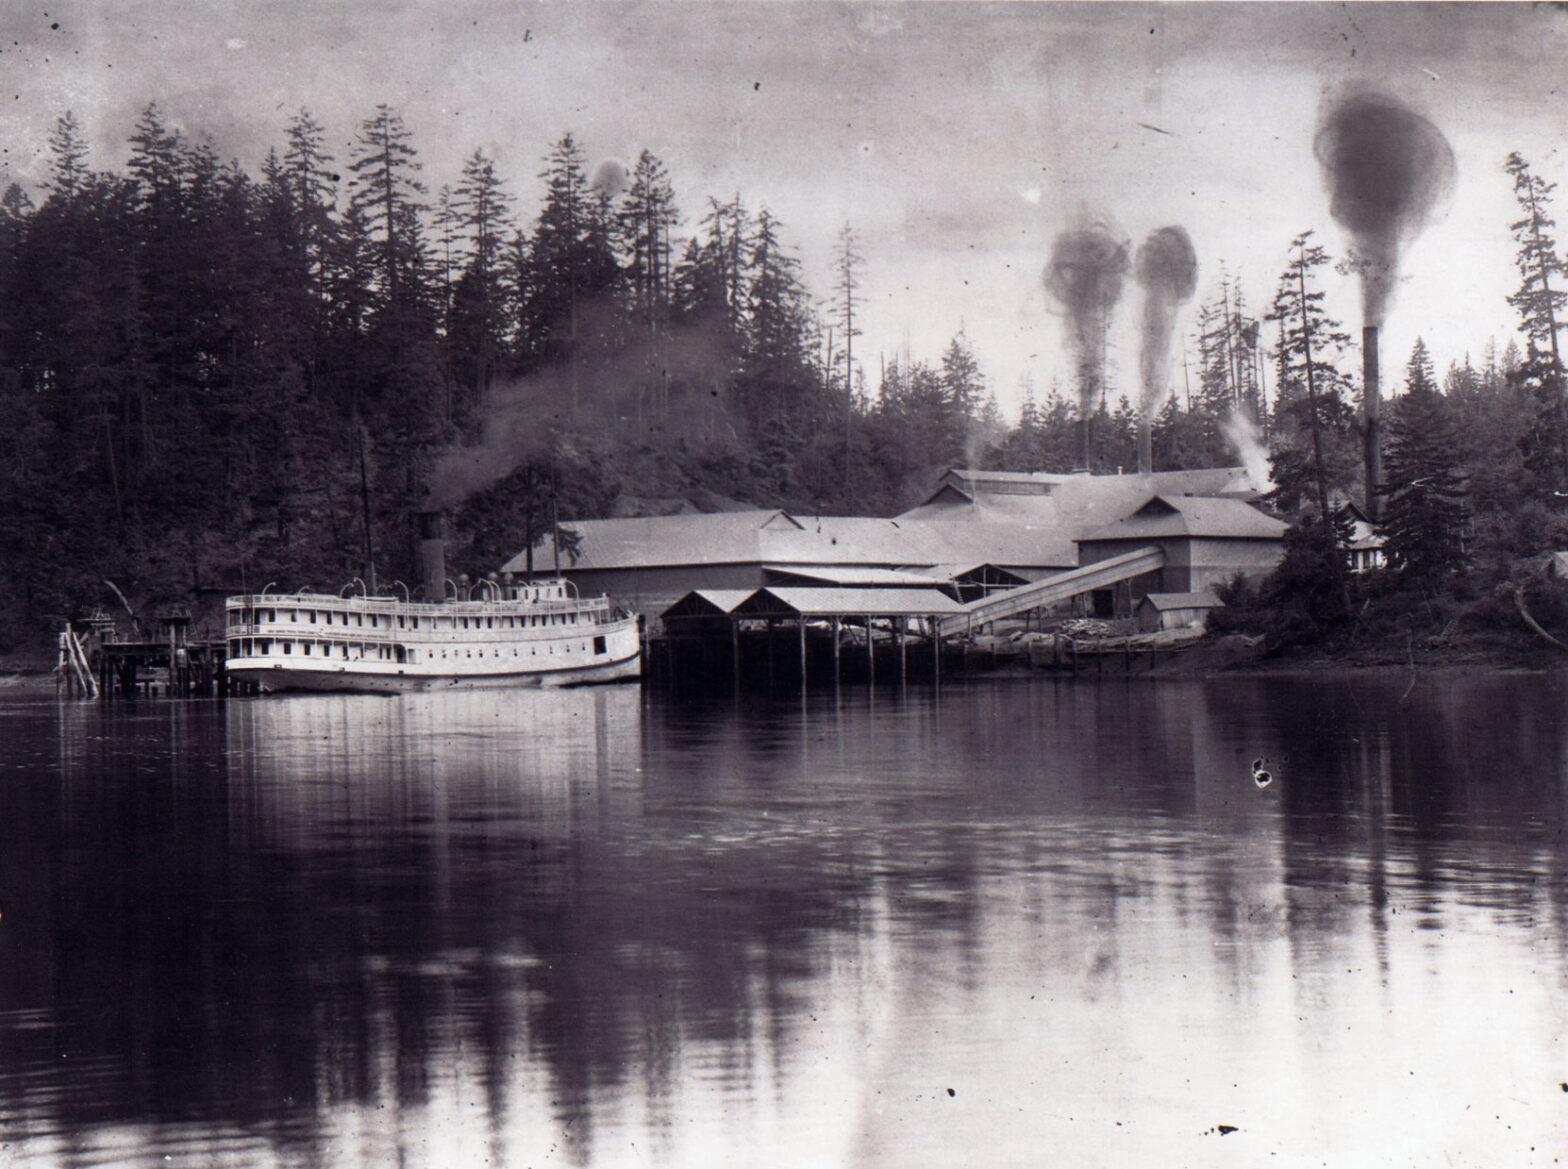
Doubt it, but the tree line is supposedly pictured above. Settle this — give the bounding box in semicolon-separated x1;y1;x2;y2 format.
0;100;1556;654
0;105;1004;640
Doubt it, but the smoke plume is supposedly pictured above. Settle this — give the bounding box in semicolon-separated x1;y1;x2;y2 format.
1314;91;1455;325
1220;411;1273;495
1044;223;1130;425
590;158;630;198
1134;225;1197;418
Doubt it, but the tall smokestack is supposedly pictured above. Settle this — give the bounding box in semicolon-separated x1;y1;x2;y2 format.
1315;91;1453;523
416;511;446;601
1363;326;1381;520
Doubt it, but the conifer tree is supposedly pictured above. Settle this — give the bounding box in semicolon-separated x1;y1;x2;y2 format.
1381;346;1468;586
347;105;427;317
1266;231;1354;614
1505;152;1565;367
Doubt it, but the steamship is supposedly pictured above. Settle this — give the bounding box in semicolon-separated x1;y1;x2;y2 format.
222;516;641;693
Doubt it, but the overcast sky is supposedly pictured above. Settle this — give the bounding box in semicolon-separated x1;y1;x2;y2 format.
2;2;1564;419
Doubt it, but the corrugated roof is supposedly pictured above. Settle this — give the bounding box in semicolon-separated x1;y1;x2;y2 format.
737;586;966;617
1081;495;1287;542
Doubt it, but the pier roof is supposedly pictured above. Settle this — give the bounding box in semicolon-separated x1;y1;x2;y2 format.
734;586;966;619
660;589;755;619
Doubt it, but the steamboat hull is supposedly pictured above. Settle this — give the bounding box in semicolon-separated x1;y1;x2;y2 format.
229;650;642;694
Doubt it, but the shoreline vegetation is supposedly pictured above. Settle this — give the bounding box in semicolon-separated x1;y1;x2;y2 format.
5;105;1568;669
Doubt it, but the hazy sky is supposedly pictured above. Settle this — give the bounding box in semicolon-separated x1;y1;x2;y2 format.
2;2;1565;418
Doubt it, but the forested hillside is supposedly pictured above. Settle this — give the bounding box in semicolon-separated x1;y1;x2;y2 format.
0;104;1245;650
3;102;1564;661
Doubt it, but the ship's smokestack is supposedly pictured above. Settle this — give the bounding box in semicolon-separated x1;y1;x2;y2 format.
1363;326;1381;521
416;510;446;601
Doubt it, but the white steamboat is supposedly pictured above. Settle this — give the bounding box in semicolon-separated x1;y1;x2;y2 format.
224;577;641;693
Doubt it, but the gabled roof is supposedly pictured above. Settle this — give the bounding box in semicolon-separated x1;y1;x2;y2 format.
1080;495;1287;542
660;589;755;619
897;467;1262;531
912;562;1031;585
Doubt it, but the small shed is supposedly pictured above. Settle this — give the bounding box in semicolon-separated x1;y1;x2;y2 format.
1135;590;1222;632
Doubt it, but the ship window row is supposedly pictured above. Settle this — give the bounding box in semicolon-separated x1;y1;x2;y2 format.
236;638;601;663
234;608;412;630
235;609;582;630
424;643;593;659
238;639;408;663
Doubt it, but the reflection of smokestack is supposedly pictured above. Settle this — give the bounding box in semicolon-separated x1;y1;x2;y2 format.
1363;327;1381;521
416;511;446;601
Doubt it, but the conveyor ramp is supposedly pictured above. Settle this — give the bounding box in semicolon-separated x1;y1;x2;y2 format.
935;545;1165;635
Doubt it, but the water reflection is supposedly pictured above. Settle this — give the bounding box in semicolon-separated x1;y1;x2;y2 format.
0;674;1566;1166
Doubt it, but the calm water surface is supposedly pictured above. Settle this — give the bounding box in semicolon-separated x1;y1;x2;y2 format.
1;674;1567;1167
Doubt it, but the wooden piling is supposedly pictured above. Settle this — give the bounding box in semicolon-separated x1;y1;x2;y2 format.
731;618;741;694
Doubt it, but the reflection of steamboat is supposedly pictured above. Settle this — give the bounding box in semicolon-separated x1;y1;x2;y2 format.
224;511;640;693
224;579;641;693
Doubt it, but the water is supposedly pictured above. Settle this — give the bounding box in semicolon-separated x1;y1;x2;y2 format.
1;673;1566;1168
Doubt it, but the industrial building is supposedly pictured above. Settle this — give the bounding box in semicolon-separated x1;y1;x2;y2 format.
503;466;1283;625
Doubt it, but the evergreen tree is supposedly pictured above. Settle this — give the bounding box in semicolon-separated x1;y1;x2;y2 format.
939;328;985;421
739;207;816;444
618;150;677;336
1505;151;1565;366
1265;232;1356;518
1266;231;1353;615
1381;361;1468;586
46;110;90;199
346;105;427;319
520;133;620;398
448;148;513;416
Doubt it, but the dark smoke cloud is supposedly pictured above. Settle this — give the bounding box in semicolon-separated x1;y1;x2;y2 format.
1044;223;1130;420
590;158;630;198
1314;91;1455;325
1134;226;1197;417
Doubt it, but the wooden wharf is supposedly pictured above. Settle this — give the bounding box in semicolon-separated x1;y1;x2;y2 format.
57;623;232;699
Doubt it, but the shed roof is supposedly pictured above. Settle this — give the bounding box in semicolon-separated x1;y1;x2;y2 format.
1139;590;1222;611
735;586;966;618
1080;495;1287;542
762;564;951;587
